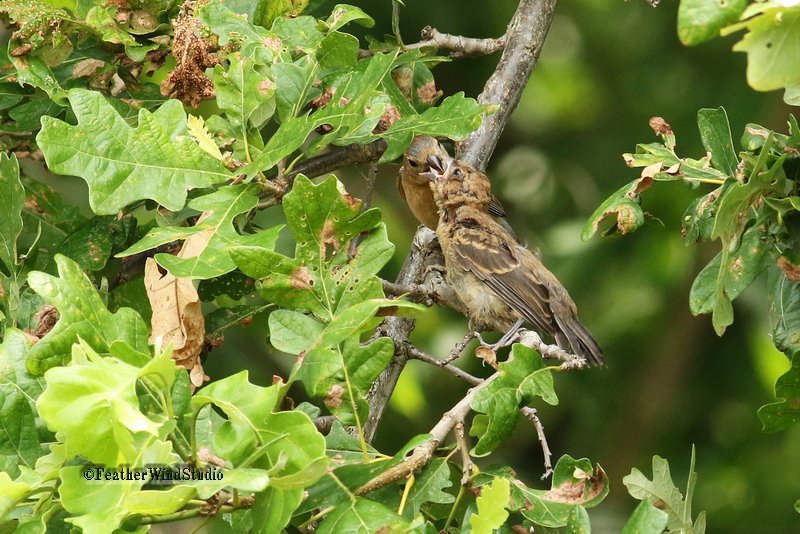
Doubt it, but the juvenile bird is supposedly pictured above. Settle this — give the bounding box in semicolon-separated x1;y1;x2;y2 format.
426;155;604;366
399;136;512;235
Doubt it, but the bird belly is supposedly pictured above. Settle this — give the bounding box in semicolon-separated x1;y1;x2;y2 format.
448;269;516;332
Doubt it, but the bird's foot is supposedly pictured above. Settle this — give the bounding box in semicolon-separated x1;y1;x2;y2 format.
423;263;446;278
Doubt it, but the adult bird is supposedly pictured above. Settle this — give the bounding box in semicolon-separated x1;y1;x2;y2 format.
425;154;604;366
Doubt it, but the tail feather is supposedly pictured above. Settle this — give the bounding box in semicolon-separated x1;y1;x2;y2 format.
554;315;604;366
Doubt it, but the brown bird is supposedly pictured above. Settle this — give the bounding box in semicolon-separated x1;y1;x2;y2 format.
425;155;604;366
398;136;513;236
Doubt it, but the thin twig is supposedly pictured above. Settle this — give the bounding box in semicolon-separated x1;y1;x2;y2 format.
356;373;499;495
520;406;553;479
258;140;387;200
406;344;481;385
409;344;557;478
517;330;587;370
453;421;473;485
441;331;475;366
404;26;506;58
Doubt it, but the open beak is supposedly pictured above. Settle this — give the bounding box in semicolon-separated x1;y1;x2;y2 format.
422;154;450;182
427;154;444;174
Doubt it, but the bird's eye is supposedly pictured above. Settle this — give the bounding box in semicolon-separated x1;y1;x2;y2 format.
453;168;463;179
408;160;419;168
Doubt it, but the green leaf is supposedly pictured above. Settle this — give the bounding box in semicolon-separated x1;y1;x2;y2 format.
250;487;304;534
768;264;800;355
0;329;47;478
55;215;137;272
84;6;138;48
37;89;232;215
59;465;142;534
210;50;276;129
470;476;510;534
198;0;272;48
711;144;782;245
620;500;669;534
323;4;375;32
183;467;270;499
470;344;557;456
509;455;608;528
682;189;720;244
118;185;280;280
318;30;359;73
0;153;23;275
697;108;738;176
37;341;178;466
730;7;800;92
259;0;309;28
268;309;325;354
26;255;150;374
9;55;67;105
20;179;85;256
689;223;770;316
240;114;318;178
316;498;420;533
623;449;705;533
191;371;328;488
582;178;652;240
758;353;800;432
297;338;394;422
402;458;454;518
678;0;747;46
380;92;487;161
271;16;325;52
124;485;196;515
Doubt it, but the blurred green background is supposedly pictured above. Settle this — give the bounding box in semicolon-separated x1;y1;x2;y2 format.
202;0;798;532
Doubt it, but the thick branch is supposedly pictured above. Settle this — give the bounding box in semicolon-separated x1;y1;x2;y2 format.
404;26;506;58
365;0;558;440
458;0;557;170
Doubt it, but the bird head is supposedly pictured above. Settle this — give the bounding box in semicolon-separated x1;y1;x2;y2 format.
424;156;493;210
401;136;447;185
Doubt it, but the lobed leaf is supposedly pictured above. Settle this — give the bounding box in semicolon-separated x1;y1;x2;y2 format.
26;255;150;374
37;89;232;215
470;344;557;456
758;353;800;432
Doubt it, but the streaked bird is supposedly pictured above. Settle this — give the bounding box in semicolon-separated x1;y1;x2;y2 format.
425;154;604;366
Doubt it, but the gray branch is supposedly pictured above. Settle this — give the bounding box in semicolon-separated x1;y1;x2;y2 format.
404;26;506;58
364;0;558;440
458;0;557;171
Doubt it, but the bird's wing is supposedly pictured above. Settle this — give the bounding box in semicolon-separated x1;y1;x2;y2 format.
487;196;506;218
450;225;555;336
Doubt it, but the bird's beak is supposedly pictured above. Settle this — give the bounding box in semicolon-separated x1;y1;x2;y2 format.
427;154;444;174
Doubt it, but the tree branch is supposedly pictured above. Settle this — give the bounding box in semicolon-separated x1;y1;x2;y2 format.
457;0;557;171
404;26;506;58
365;0;558;440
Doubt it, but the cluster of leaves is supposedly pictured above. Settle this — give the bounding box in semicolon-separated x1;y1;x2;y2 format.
676;0;800;104
585;108;800;423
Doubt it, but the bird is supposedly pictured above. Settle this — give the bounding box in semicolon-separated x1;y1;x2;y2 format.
398;136;513;237
424;154;604;366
